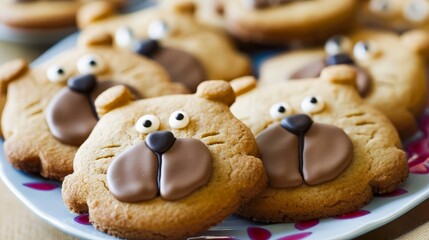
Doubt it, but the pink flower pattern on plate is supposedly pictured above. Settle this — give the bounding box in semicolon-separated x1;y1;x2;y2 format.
277;232;312;240
334;210;370;220
74;214;91;225
406;112;429;174
247;227;272;240
294;220;319;230
22;182;59;191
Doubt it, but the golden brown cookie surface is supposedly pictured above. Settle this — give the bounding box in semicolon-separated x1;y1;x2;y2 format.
1;44;187;180
231;66;408;222
359;0;429;32
223;0;358;45
0;0;124;29
78;5;251;92
260;29;429;138
62;81;267;239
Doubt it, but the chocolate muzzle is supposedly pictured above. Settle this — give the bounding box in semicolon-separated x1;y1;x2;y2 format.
107;132;213;202
290;54;372;97
46;76;141;147
256;115;353;188
133;39;207;92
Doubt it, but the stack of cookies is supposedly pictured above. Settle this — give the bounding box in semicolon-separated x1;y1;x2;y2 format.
1;0;427;239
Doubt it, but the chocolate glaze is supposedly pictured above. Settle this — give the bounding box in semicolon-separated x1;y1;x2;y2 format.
107;142;159;202
146;131;176;154
325;53;355;66
107;134;213;202
302;123;353;185
256;124;302;188
134;39;161;57
134;41;206;92
46;88;97;147
46;78;141;146
245;0;294;9
68;74;97;94
290;57;372;97
162;138;212;200
289;57;325;80
256;115;353;188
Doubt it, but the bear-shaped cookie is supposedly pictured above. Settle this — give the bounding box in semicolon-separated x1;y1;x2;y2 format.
77;2;251;92
222;0;358;45
62;81;267;239
359;0;429;32
0;0;124;29
230;66;408;222
259;28;429;138
1;38;187;180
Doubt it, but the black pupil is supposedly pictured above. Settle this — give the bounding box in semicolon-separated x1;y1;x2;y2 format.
363;42;369;51
57;69;64;75
310;97;318;104
143;120;152;128
176;113;184;120
332;37;342;45
278;106;286;113
89;60;97;66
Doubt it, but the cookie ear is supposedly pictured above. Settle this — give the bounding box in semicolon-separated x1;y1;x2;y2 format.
77;30;114;47
163;0;197;15
0;59;28;93
230;76;257;96
95;85;135;117
320;65;357;87
77;1;116;29
401;30;429;55
196;80;235;106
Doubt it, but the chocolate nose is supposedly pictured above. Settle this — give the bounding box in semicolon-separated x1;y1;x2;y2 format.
325;53;354;66
68;74;97;94
281;114;313;135
146;131;176;154
134;39;160;57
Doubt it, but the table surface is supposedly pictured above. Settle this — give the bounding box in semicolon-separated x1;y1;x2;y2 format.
0;40;428;240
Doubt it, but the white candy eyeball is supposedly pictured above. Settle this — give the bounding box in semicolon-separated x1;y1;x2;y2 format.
370;0;390;13
115;26;135;48
147;19;170;40
76;54;105;75
324;35;352;56
353;41;379;60
301;96;325;114
46;65;68;83
135;115;160;134
169;111;190;129
403;0;429;22
325;35;352;56
269;102;292;120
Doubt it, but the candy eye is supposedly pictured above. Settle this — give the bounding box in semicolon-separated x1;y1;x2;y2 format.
324;35;352;56
169;111;190;129
353;41;379;60
403;0;429;22
115;26;135;48
47;65;68;83
301;96;325;114
369;0;391;13
147;19;170;40
135;115;160;134
77;54;105;75
270;102;292;120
